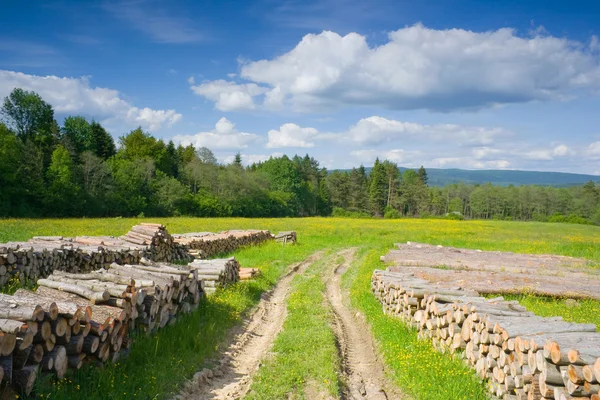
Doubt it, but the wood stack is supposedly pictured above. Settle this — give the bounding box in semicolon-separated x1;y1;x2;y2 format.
0;261;202;395
0;224;193;290
371;268;600;400
274;231;296;244
239;268;261;280
187;258;240;294
119;223;191;263
172;230;272;259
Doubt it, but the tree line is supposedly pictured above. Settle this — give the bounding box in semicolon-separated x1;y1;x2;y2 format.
1;88;599;224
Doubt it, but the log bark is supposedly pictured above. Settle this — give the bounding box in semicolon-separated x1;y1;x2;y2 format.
37;279;109;304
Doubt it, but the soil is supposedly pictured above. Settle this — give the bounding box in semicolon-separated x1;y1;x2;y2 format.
175;252;322;400
176;249;405;400
325;249;405;400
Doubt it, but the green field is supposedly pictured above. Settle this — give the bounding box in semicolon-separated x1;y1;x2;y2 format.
2;217;600;399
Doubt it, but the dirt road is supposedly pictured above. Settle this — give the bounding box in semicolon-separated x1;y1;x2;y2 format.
176;253;322;400
176;249;403;400
325;249;405;400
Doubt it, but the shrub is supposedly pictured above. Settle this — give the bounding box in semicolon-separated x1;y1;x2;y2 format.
384;206;401;219
331;207;372;218
443;212;464;221
548;213;566;223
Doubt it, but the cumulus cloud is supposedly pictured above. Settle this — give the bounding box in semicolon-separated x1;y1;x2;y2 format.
190;80;268;111
524;144;576;160
173;117;260;149
267;123;320;148
0;70;181;131
193;24;600;112
586;141;600;159
344;116;508;145
350;149;421;165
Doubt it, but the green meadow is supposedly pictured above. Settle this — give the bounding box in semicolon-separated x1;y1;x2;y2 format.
2;217;599;399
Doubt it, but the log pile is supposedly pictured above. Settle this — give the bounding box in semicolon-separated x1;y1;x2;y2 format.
119;223;191;263
187;258;240;295
172;230;272;259
275;231;296;244
0;261;202;395
381;242;600;300
372;268;600;400
239;268;261;280
0;224;193;289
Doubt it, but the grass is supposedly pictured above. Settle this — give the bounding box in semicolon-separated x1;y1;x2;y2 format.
2;217;600;399
246;252;341;400
29;241;318;400
344;247;488;400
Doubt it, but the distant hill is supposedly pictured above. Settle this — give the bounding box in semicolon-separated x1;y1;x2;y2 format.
335;167;600;187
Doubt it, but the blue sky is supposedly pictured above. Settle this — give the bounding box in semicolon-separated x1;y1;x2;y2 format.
2;0;600;173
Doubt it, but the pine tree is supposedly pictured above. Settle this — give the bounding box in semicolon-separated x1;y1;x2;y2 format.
233;152;243;168
368;158;387;216
417;165;428;185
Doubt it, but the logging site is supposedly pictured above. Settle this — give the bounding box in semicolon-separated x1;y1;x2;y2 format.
0;217;597;400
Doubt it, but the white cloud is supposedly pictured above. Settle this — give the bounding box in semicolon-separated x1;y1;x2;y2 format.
267;123;319;148
344;116;508;145
187;76;195;85
350;149;421;165
220;152;284;165
472;147;503;159
524;144;576;160
552;144;576;157
190;80;268;111
173;117;260;149
196;24;600;112
586;141;600;159
0;70;181;131
524;149;554;161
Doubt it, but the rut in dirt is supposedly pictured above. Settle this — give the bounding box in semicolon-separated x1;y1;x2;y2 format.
326;249;405;400
175;252;322;400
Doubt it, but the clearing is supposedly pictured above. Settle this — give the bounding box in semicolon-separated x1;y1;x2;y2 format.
1;218;599;399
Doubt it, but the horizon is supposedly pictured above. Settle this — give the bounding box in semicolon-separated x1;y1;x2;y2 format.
2;1;600;174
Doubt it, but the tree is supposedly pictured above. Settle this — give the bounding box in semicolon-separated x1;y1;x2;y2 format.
233;152;243;168
382;160;401;208
348;165;369;212
90;121;116;159
1;88;56;142
0;123;23;215
368;158;387;216
61;116;93;160
46;145;80;215
197;147;217;164
417;166;428;185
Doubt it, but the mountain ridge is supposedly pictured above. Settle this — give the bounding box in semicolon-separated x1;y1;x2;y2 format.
334;167;600;187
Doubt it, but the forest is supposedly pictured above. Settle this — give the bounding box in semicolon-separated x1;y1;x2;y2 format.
1;88;600;224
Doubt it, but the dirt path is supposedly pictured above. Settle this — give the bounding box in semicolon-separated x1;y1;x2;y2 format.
325;249;405;400
175;252;322;400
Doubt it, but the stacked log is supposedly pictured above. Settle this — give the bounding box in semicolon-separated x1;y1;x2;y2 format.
239;268;261;280
187;258;240;294
119;223;191;263
371;268;600;400
275;231;296;244
173;230;272;259
0;224;193;289
0;261;202;395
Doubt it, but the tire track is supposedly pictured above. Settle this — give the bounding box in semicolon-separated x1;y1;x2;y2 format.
325;249;405;400
175;252;322;400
